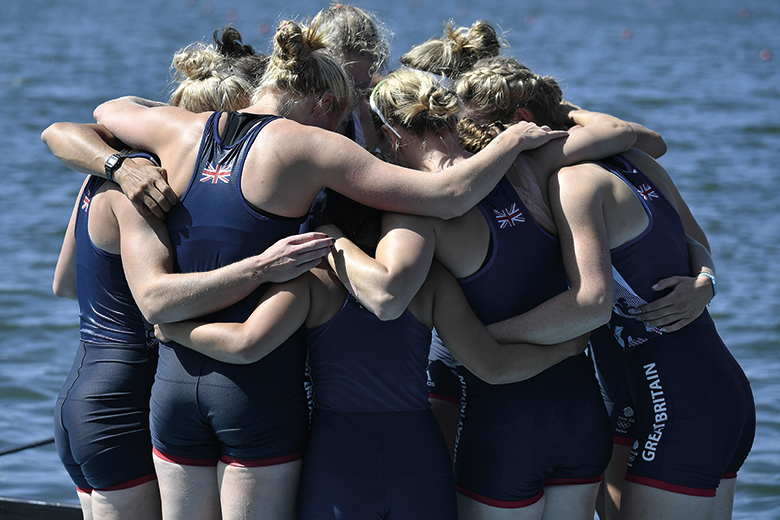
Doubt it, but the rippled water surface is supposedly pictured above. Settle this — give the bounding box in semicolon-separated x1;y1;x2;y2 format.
1;0;778;516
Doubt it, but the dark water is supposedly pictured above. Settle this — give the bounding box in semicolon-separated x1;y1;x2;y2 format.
1;0;778;516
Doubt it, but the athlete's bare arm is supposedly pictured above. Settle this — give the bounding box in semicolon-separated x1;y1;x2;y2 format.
41;121;176;218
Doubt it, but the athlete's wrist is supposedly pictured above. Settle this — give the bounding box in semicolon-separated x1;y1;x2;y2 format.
697;271;717;300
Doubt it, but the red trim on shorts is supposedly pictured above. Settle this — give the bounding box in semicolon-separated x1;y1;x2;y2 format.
153;446;218;467
97;473;157;492
429;393;460;404
613;435;634;446
722;472;738;480
624;474;716;497
220;451;303;468
544;476;602;487
456;484;543;508
76;487;92;495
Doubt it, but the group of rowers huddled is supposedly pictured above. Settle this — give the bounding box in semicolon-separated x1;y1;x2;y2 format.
41;3;755;520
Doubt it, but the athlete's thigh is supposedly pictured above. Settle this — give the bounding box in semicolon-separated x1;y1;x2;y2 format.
599;443;631;520
90;480;162;520
711;477;737;520
540;483;599;520
218;461;301;520
152;454;220;520
621;481;714;520
456;493;544;520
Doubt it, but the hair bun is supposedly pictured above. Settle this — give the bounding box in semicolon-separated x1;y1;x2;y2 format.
216;27;254;59
171;44;223;81
400;20;502;79
427;85;459;118
445;23;467;54
273;20;328;70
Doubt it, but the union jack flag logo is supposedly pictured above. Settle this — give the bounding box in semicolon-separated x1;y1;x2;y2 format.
200;164;232;184
81;193;91;211
494;204;525;228
637;184;659;201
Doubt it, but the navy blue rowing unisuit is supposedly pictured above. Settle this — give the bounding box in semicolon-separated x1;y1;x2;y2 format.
450;176;612;507
588;325;637;445
55;175;158;492
75;177;153;345
150;112;308;466
299;294;457;519
597;154;755;496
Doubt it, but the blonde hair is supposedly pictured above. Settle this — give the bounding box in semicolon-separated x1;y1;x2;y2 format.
371;68;462;137
317;3;391;75
400;20;503;79
456;56;567;151
254;19;354;117
168;28;257;113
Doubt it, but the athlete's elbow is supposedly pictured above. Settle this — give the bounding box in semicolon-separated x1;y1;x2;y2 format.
40;123;61;147
646;136;667;159
131;283;179;323
140;307;166;325
425;182;472;220
232;344;264;364
611;120;637;151
596;305;612;327
471;362;518;386
92;104;106;124
439;191;473;220
581;294;612;328
477;368;508;385
135;296;170;325
371;297;407;321
52;281;77;301
93;100;118;125
354;289;407;321
230;334;282;364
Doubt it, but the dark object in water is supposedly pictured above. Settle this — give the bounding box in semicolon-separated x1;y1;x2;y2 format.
0;497;81;520
0;438;55;457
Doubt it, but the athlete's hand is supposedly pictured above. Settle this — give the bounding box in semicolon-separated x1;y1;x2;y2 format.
153;323;171;343
636;275;712;332
114;159;177;219
256;232;335;284
501;121;569;152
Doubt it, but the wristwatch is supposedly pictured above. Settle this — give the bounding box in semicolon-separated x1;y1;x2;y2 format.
104;149;132;182
698;272;717;299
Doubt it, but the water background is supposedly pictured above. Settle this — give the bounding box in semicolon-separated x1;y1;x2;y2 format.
1;0;778;517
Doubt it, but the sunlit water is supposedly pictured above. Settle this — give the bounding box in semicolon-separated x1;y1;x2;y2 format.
1;0;778;516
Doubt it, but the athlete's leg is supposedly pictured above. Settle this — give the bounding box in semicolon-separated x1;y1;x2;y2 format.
710;477;736;520
597;443;630;520
77;489;93;520
541;483;599;520
90;480;162;520
457;493;544;520
153;455;220;520
217;459;302;520
620;482;714;520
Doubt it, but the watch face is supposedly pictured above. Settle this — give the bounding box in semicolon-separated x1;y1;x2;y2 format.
106;155;119;169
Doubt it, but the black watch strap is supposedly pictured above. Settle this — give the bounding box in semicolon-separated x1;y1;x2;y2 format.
104;149;132;182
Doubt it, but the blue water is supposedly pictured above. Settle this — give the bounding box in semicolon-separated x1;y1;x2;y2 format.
1;0;778;516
